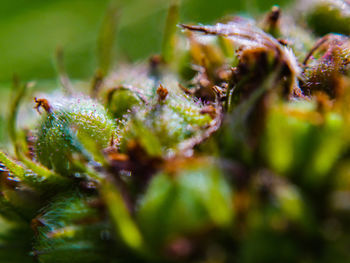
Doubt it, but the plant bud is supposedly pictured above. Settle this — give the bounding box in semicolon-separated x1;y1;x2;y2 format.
35;97;117;175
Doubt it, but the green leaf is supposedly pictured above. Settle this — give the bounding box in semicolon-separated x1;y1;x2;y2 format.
100;180;144;252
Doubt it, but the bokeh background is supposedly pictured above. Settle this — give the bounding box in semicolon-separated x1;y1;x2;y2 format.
0;0;294;143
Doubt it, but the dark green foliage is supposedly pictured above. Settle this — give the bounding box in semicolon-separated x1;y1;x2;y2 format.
33;191;115;263
137;159;233;253
1;1;350;263
0;219;35;263
262;101;344;184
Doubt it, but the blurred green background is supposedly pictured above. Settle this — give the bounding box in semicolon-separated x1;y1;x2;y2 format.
0;0;294;84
